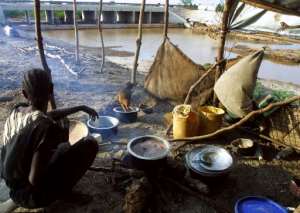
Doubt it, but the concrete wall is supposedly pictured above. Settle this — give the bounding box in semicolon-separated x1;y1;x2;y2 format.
0;2;185;26
0;6;6;25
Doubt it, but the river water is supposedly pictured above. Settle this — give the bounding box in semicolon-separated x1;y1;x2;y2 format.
44;28;300;85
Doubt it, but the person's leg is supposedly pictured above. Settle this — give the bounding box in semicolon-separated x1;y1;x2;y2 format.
37;136;98;205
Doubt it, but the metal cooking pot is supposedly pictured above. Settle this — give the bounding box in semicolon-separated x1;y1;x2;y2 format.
127;135;170;170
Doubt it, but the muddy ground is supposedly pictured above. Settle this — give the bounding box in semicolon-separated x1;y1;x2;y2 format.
0;28;300;212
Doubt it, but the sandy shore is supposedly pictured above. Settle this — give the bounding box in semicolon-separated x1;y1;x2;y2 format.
1;27;300;212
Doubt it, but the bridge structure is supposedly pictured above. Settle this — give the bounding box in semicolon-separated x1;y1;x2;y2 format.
0;1;186;27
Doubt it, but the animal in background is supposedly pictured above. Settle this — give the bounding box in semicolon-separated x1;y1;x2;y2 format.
117;82;134;111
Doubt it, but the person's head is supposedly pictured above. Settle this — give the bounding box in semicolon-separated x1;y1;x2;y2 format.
22;69;53;112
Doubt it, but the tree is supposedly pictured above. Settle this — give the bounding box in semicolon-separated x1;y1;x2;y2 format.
181;0;192;6
215;3;224;13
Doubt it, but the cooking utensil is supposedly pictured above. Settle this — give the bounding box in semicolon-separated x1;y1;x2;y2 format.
113;106;139;123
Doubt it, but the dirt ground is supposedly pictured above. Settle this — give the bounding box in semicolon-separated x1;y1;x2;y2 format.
1;28;300;212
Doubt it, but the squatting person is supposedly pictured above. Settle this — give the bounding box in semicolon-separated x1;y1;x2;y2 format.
0;68;99;211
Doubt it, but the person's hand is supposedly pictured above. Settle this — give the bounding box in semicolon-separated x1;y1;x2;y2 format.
81;106;98;120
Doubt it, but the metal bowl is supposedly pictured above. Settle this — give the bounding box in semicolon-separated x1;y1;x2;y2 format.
231;138;255;156
127;135;170;169
87;116;119;139
185;145;234;178
113;106;139;123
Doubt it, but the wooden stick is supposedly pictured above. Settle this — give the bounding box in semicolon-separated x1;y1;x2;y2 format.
213;0;235;105
166;61;221;136
184;62;219;105
131;0;146;84
280;21;300;31
73;0;80;64
34;0;56;109
97;0;105;73
163;0;169;40
172;96;300;150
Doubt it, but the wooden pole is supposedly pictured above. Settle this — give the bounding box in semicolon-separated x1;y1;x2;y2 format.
184;62;220;104
163;0;169;39
98;0;105;73
34;0;56;109
73;0;80;64
131;0;145;84
34;0;50;73
213;0;235;106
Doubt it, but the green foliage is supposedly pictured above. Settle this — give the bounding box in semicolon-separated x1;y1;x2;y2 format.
215;3;224;13
183;4;198;9
54;11;65;19
4;10;25;18
181;0;193;6
76;11;82;19
202;63;212;70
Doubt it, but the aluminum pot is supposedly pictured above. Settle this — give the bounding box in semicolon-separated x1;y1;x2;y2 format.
127;135;170;170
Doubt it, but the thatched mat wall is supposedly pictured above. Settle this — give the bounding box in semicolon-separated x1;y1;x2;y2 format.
269;105;300;150
144;39;215;105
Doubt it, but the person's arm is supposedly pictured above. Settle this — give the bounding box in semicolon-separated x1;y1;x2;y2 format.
47;105;98;120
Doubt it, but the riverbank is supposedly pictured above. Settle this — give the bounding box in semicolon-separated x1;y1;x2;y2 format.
16;23;183;31
193;23;300;45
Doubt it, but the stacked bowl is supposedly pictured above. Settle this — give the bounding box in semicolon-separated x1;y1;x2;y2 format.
185;145;234;179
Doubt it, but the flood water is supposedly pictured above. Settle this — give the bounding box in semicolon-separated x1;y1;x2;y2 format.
44;28;300;85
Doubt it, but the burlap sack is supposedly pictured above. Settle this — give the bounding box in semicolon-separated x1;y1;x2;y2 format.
214;50;264;118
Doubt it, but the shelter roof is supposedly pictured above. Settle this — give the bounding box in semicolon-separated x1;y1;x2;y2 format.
240;0;300;17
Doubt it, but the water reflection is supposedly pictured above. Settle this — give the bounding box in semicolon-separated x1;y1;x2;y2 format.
44;28;300;85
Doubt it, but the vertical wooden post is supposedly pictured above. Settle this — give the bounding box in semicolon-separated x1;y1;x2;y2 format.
213;0;235;106
131;0;146;84
34;0;50;73
98;0;105;73
163;0;169;39
34;0;56;109
73;0;80;64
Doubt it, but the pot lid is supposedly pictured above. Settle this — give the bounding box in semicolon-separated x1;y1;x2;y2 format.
186;145;233;172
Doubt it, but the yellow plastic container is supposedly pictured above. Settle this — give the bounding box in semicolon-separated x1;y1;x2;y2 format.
173;105;199;139
198;106;225;135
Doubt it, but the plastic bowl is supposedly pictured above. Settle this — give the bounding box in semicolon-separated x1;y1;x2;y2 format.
231;138;255;156
87;116;119;139
113;106;139;123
